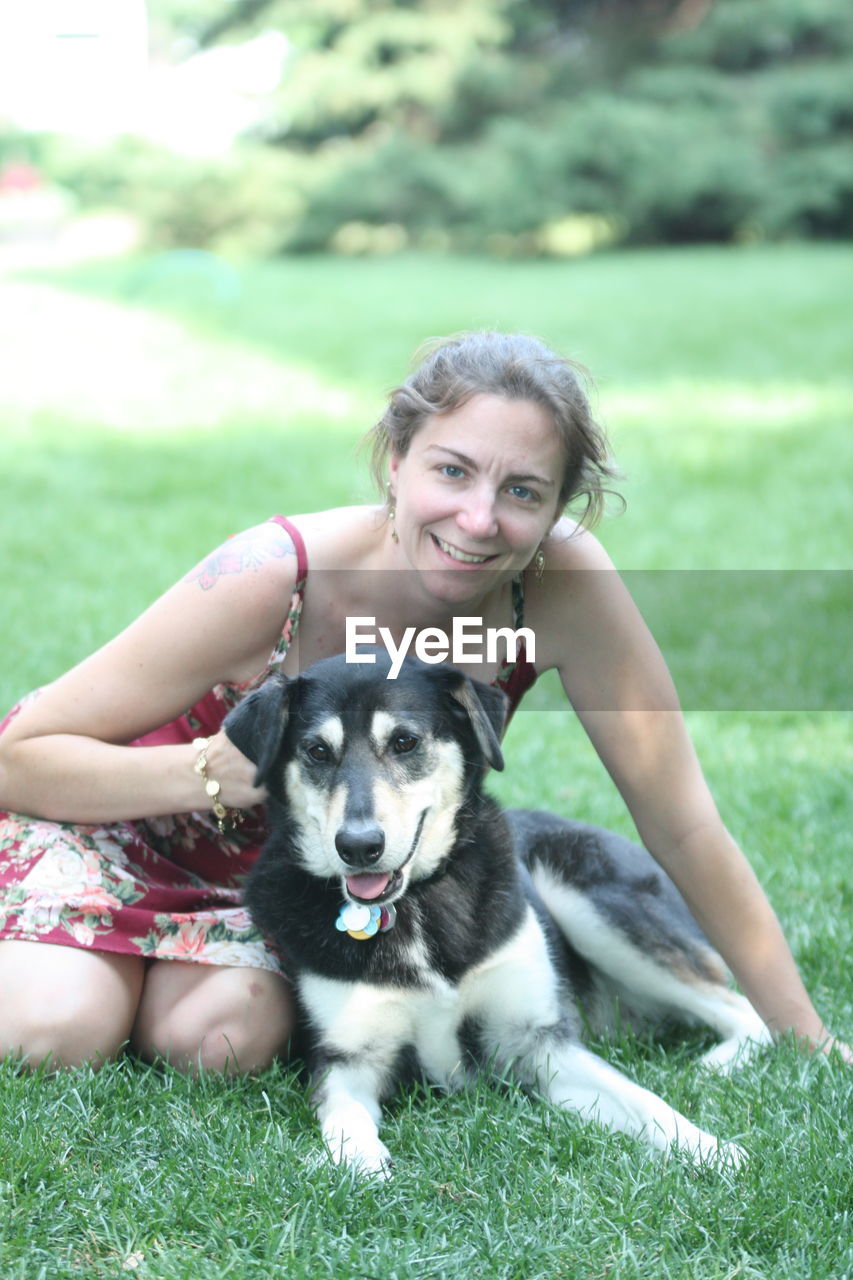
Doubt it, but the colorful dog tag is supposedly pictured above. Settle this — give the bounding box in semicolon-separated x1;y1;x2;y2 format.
336;900;397;939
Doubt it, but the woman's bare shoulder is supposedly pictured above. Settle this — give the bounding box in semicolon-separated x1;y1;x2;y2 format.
542;517;618;571
177;507;378;608
183;518;303;593
285;505;387;570
524;520;635;673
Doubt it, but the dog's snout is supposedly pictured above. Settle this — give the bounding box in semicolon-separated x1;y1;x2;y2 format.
335;823;385;867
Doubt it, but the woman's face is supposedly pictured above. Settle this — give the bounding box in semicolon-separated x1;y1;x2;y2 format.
389;393;565;601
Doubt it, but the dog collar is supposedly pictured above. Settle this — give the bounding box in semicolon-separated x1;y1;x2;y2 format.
335;901;397;940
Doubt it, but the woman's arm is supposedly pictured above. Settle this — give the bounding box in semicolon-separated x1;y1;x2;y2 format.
0;521;299;823
532;527;848;1057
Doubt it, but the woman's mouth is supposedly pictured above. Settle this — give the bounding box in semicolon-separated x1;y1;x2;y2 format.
431;534;497;565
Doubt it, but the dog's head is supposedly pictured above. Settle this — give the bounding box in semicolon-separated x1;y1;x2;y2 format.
225;652;506;906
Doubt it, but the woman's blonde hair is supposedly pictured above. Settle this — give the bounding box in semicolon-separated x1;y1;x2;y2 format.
367;331;620;527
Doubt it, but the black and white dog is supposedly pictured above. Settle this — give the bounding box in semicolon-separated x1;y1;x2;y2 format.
225;653;768;1176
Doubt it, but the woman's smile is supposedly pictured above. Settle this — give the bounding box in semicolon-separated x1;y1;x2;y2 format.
430;534;499;566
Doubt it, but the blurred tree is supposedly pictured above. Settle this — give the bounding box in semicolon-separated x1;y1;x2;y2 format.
155;0;719;145
30;0;853;252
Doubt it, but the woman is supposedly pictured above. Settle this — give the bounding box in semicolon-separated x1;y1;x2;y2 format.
0;332;845;1072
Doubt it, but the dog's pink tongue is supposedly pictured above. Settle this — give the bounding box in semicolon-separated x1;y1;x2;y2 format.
346;872;391;900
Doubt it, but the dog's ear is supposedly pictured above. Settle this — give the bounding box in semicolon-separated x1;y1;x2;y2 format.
223;673;292;786
447;674;507;772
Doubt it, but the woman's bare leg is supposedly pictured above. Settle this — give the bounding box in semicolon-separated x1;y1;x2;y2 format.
130;960;295;1076
0;939;145;1069
0;942;294;1075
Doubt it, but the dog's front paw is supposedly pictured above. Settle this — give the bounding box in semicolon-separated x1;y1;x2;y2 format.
669;1121;748;1172
328;1135;394;1180
688;1136;748;1173
715;1139;748;1172
319;1095;393;1179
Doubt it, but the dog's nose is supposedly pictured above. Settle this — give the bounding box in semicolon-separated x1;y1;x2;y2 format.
335;823;385;866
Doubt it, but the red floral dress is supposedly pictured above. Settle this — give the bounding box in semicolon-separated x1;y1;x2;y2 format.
0;517;537;973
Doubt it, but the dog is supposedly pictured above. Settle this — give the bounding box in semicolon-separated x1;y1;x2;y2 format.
225;652;769;1176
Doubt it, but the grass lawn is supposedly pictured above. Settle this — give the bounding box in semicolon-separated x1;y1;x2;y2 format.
0;244;850;1279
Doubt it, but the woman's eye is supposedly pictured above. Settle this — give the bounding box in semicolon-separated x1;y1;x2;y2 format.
507;484;536;502
307;743;330;763
392;733;419;755
439;464;465;479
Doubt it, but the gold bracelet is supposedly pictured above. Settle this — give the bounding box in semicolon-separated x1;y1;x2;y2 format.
192;736;243;836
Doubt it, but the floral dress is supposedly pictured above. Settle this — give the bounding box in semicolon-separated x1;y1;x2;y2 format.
0;517;537;973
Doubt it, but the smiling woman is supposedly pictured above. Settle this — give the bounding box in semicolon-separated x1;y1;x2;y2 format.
0;329;848;1077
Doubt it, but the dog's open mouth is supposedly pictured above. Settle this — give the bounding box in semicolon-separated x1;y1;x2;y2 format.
345;870;402;904
342;811;427;905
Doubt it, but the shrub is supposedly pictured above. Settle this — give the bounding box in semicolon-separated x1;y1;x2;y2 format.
46;138;311;258
763;63;853;144
664;0;853;70
761;143;853;236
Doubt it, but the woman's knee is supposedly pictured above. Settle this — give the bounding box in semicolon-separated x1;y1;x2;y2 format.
0;940;145;1069
131;961;295;1076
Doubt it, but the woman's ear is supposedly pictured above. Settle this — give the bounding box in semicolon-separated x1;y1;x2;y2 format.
388;453;400;491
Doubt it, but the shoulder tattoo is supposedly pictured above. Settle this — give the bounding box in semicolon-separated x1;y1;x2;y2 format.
185;525;296;591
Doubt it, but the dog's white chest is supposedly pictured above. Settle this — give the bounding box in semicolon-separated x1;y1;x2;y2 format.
300;968;469;1090
299;908;561;1095
411;982;472;1089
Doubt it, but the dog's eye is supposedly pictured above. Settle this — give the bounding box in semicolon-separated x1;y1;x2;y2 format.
392;733;419;755
306;742;331;763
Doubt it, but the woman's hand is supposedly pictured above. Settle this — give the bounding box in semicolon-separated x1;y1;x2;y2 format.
194;730;268;812
810;1035;853;1065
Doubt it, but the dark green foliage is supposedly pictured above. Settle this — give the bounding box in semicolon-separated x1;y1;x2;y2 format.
662;0;853;69
764;62;853;145
763;143;853;236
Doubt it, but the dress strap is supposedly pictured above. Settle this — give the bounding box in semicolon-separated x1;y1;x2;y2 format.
511;573;525;629
269;514;308;589
493;572;537;722
263;516;308;665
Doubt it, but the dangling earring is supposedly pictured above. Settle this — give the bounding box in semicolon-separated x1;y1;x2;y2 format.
386;483;399;543
533;546;545;582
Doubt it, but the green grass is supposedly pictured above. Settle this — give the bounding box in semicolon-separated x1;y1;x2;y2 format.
0;1046;850;1280
0;244;851;1278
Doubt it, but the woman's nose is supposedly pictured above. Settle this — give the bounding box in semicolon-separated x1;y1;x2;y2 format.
456;490;499;539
